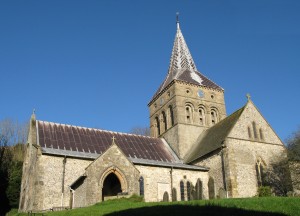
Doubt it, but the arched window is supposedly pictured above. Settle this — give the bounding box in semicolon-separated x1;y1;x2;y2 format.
210;109;218;125
252;122;258;139
180;181;184;201
198;106;206;126
208;177;215;199
195;179;203;200
162;111;167;132
155;116;160;136
163;191;169;202
169;105;174;127
256;159;264;186
248;126;252;139
185;104;193;123
172;188;177;201
187;181;191;201
259;128;264;141
139;176;144;196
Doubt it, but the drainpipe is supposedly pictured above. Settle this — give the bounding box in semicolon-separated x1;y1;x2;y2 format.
61;156;67;207
221;141;228;198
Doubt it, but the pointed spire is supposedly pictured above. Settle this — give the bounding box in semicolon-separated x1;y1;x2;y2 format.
31;109;36;121
167;15;198;76
148;16;223;104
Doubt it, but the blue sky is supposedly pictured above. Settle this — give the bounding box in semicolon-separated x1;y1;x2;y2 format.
0;0;299;143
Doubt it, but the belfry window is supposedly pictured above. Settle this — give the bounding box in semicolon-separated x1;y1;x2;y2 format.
155;116;160;136
210;109;218;125
185;104;193;123
169;105;174;126
180;181;184;201
162;111;167;132
198;107;205;126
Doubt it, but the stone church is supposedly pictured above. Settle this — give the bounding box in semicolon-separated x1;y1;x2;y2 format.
19;20;287;212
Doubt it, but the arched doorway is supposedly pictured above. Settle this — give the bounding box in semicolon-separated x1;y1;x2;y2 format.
102;173;122;200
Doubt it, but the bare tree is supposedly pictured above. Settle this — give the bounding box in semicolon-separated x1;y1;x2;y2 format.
0;119;28;147
129;126;150;136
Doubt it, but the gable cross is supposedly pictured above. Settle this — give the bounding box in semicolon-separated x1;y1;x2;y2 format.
112;136;116;144
246;93;251;101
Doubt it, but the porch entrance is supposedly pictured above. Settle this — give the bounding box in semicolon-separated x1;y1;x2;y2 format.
102;173;122;200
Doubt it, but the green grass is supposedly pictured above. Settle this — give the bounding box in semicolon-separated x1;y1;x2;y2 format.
10;196;300;216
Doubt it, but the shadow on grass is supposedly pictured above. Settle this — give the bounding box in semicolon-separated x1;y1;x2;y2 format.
104;205;287;216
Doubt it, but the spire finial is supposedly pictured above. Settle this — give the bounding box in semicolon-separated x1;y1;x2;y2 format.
31;108;36;122
176;12;180;29
246;93;251;101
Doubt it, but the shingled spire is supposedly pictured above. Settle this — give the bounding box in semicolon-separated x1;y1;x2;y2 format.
150;17;223;103
168;16;198;77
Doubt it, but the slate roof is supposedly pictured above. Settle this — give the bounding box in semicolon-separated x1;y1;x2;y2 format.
37;120;178;163
150;22;223;103
185;106;246;163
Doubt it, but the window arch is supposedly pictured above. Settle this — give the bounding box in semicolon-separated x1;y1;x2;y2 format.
208;177;215;199
256;158;265;186
259;128;264;141
252;121;258;139
210;108;218;125
163;191;169;202
155;116;160;136
195;179;203;200
185;103;194;123
172;188;177;201
139;176;144;196
168;105;174;127
180;181;184;201
187;181;191;201
198;106;206;126
248;126;252;139
162;111;167;132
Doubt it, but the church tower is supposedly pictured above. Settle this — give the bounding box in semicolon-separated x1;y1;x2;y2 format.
148;19;226;159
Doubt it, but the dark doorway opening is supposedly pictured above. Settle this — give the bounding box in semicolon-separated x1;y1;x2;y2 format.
102;173;122;200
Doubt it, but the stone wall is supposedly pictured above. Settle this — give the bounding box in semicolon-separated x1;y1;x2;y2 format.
84;143;140;206
37;155;91;210
149;81;226;159
224;101;286;198
136;165;209;202
225;139;286;197
195;151;226;198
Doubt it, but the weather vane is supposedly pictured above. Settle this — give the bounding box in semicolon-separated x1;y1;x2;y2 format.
176;12;179;23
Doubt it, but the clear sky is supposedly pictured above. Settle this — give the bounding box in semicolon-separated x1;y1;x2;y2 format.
0;0;299;143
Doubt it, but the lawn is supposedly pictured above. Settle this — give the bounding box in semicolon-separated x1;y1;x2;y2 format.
9;196;300;216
